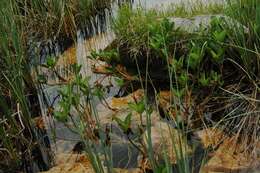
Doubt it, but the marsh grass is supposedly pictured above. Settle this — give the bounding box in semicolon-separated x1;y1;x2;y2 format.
38;0;259;172
112;1;226;67
112;5;159;55
95;0;259;172
0;0;258;172
0;1;52;172
224;0;260;77
111;3;214;171
210;0;260;150
19;0;112;40
162;0;225;18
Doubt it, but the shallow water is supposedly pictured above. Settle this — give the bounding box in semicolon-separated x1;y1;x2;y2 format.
35;0;225;170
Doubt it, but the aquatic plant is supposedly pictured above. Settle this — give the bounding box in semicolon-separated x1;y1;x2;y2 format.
214;0;260;151
0;0;257;172
91;1;259;172
52;64;113;172
18;0;112;40
0;1;51;172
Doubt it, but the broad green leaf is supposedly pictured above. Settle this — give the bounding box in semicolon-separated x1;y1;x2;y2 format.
113;116;128;133
129;100;145;114
213;30;227;42
46;56;56;68
199;73;210;87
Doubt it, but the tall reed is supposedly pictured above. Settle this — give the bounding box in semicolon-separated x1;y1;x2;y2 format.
19;0;112;40
0;1;50;172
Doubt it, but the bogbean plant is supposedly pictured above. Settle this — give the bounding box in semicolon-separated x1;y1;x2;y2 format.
50;3;259;173
50;62;156;172
46;53;171;172
187;17;226;89
98;10;227;97
47;63;113;173
92;7;226;96
88;8;232;173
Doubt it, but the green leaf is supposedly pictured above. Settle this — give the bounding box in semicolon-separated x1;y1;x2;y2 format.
178;72;189;87
188;42;205;70
46;56;56;68
124;113;132;130
256;3;260;32
171;56;184;72
54;111;68;123
92;86;105;99
213;30;227;42
129;100;145;114
59;100;71;114
72;94;80;106
199;72;210;87
173;88;185;98
188;52;201;69
37;74;47;83
210;71;223;85
115;78;125;87
72;64;82;75
90;50;119;64
210;49;224;63
113;116;125;128
112;114;132;133
155;164;168;173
